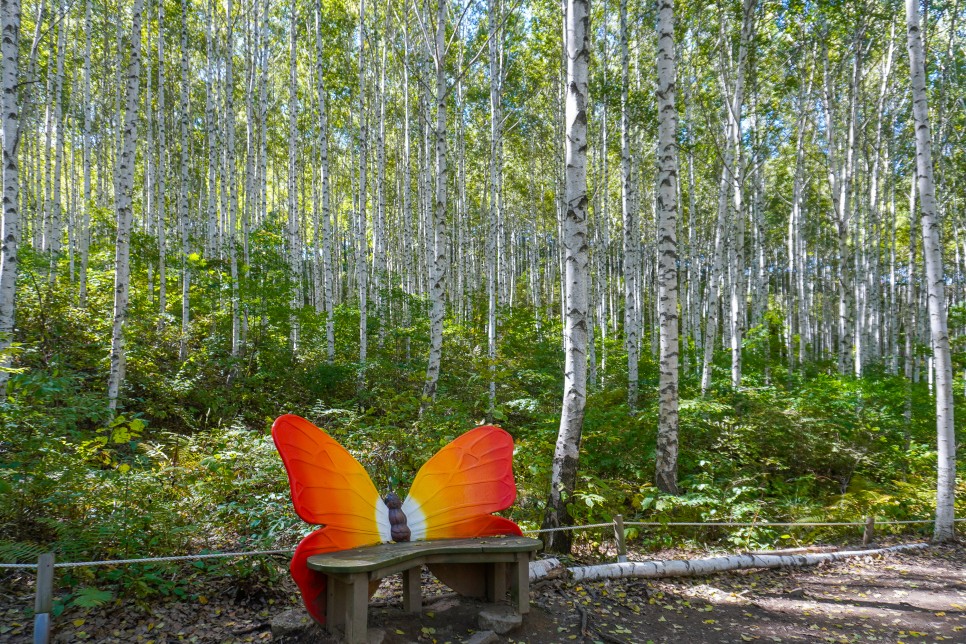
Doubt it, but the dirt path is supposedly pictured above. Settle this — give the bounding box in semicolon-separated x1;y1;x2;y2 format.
1;542;963;643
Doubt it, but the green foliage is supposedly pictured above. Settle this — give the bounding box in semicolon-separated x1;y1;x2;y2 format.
3;231;963;598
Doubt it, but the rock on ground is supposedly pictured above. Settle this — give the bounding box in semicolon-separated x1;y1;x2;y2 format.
477;605;522;635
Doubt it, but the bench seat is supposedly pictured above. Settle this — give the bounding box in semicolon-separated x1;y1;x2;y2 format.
306;536;542;643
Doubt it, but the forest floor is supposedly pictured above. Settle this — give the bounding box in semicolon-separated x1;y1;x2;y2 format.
1;540;964;644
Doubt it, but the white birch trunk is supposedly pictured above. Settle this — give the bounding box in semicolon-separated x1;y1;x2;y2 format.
157;4;167;324
420;0;447;407
107;0;144;412
700;156;729;396
905;0;956;543
356;0;369;386
620;0;639;410
205;6;218;258
316;6;334;364
257;0;267;227
488;0;502;416
373;24;387;335
654;0;679;495
543;0;589;554
48;7;65;280
728;0;754;389
224;0;239;355
787;65;811;369
561;543;930;582
178;0;190;361
401;18;413;361
0;0;22;392
287;3;300;353
145;10;154;299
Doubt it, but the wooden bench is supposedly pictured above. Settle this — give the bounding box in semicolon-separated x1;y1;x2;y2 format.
306;536;542;643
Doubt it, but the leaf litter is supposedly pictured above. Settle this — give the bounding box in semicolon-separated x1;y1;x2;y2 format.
0;541;963;643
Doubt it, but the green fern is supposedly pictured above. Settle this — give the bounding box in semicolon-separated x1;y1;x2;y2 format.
0;540;46;564
70;587;115;608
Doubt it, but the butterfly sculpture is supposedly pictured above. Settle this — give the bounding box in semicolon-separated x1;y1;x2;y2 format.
271;414;523;624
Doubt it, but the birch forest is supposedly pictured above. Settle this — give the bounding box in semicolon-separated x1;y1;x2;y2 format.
1;0;965;588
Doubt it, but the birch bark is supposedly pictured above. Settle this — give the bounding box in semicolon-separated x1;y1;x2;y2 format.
698;0;754;393
420;0;448;407
0;0;21;391
401;17;413;360
225;0;239;355
205;5;218;257
905;0;956;543
488;0;502;416
48;7;65;280
654;0;679;495
107;0;144;412
620;0;639;410
315;6;334;363
157;4;167;324
288;3;300;353
728;0;754;388
373;21;387;334
179;0;190;361
543;0;589;554
356;0;369;385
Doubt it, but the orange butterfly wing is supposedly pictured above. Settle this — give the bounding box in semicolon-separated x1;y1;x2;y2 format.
402;425;522;540
271;415;390;623
271;414;391;540
273;418;522;624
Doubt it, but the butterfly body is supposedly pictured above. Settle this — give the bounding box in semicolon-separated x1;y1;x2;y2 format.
271;414;523;624
383;492;411;542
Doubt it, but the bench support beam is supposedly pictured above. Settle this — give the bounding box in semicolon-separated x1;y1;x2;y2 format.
511;553;530;614
403;566;422;613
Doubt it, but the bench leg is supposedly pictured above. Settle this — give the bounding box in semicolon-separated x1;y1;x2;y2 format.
344;573;369;644
325;574;345;633
510;553;530;614
485;562;507;603
402;566;422;614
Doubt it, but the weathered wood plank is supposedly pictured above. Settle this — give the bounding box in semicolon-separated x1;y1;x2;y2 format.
344;573;369;644
511;553;530;614
307;537;541;574
402;566;421;613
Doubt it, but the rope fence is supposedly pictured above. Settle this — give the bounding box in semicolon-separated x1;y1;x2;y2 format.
7;515;963;644
1;517;961;569
522;516;966;534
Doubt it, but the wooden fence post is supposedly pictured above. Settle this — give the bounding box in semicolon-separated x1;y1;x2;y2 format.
862;516;875;546
33;552;54;644
614;515;627;563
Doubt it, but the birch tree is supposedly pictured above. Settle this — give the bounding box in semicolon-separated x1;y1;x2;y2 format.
157;2;167;324
654;0;680;494
620;0;639;410
488;0;503;416
287;2;300;353
78;0;92;306
107;0;144;412
0;0;21;392
178;0;190;361
356;0;369;385
47;6;65;281
420;0;448;407
224;0;240;355
700;0;754;394
315;5;334;364
543;0;589;554
904;0;956;543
